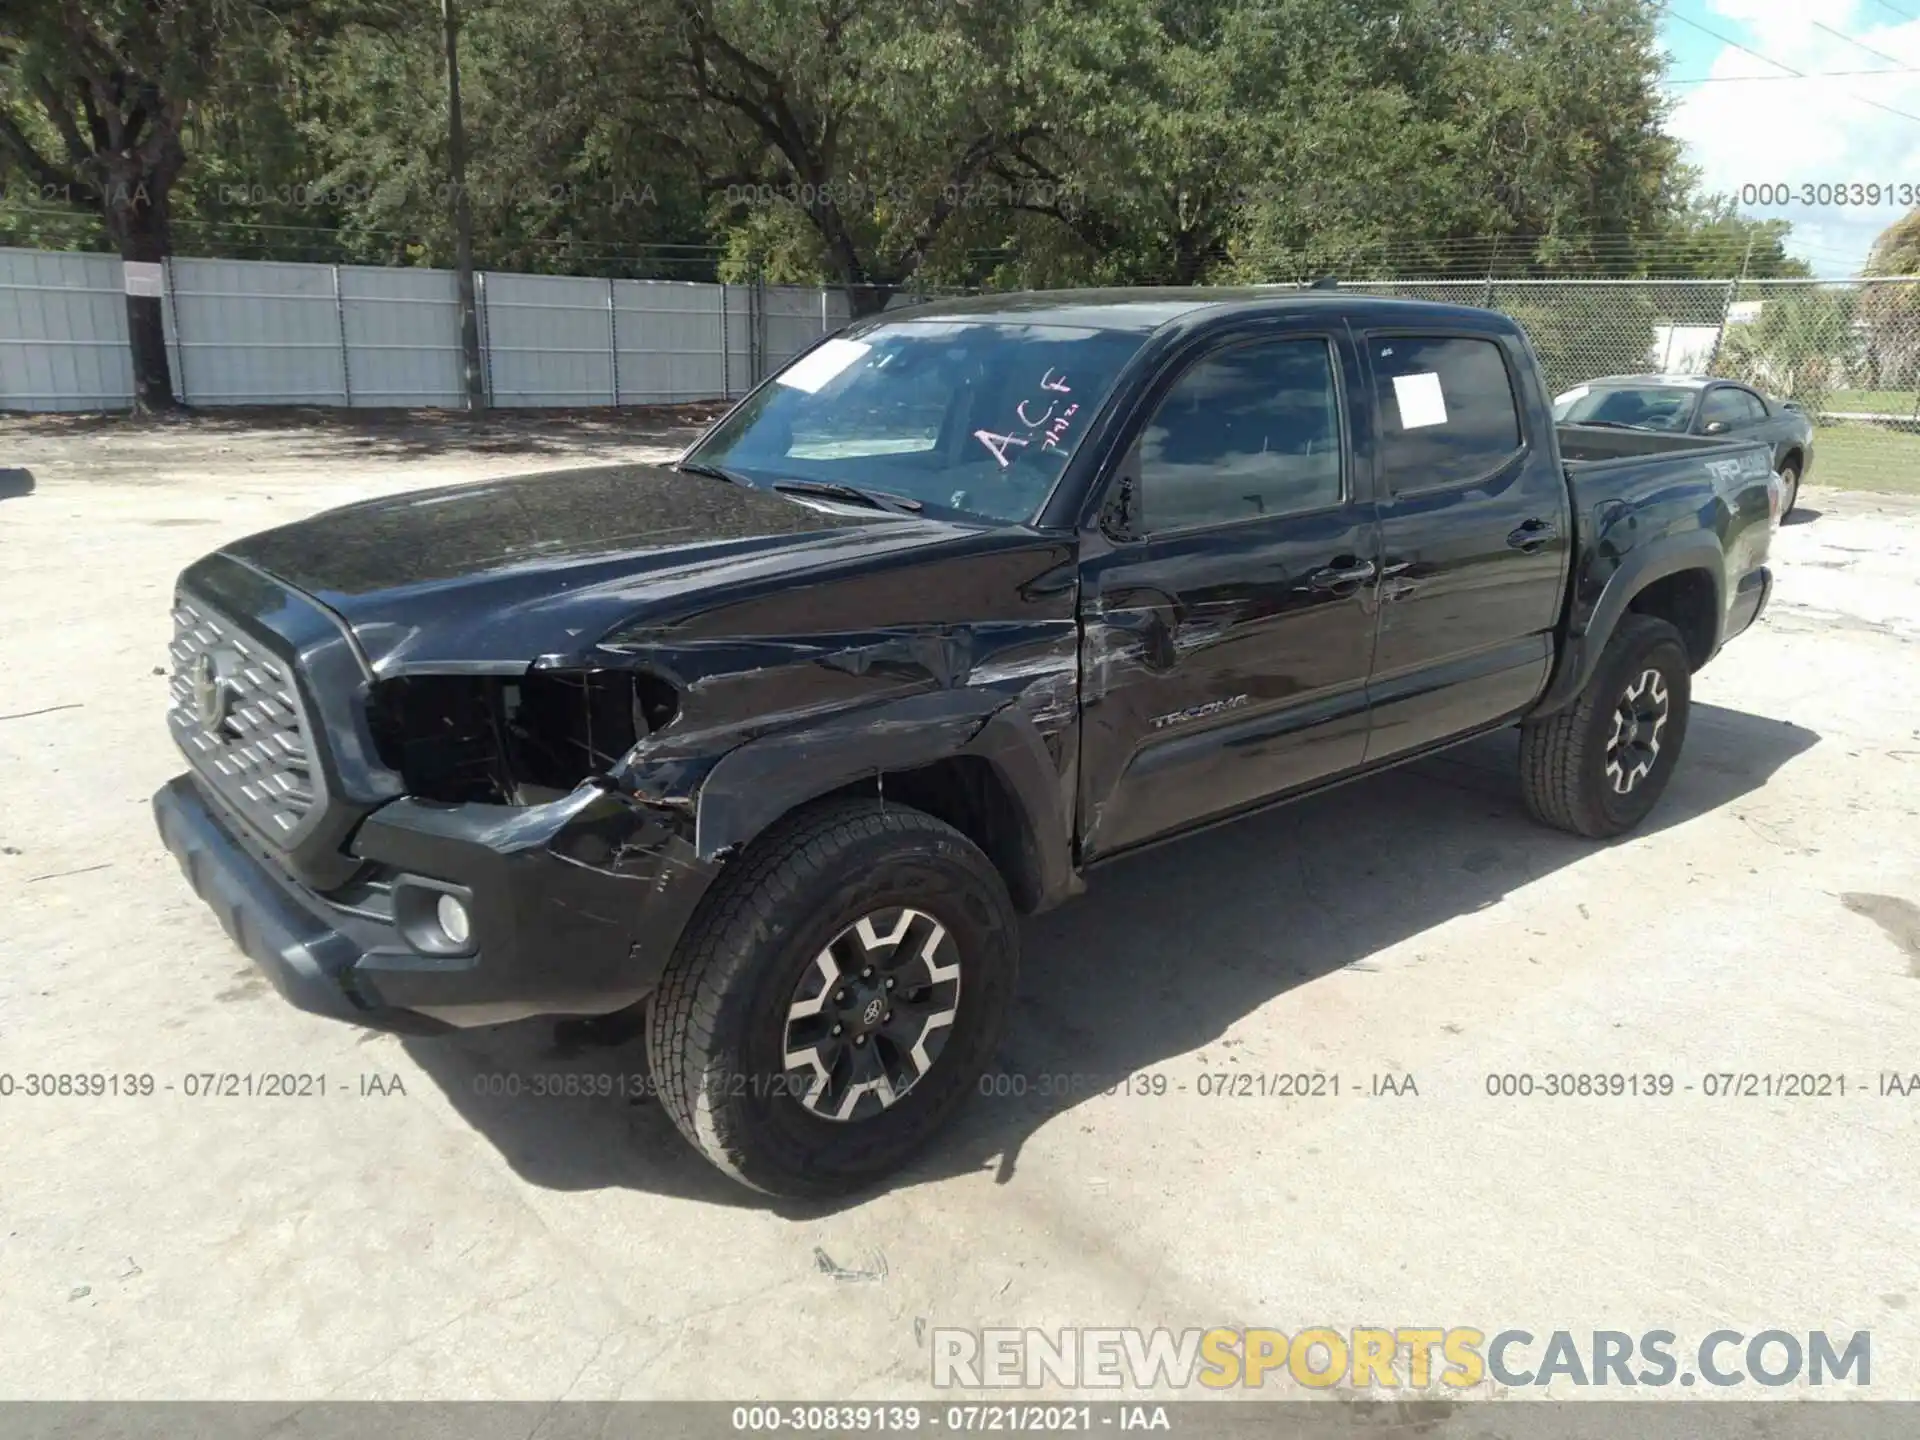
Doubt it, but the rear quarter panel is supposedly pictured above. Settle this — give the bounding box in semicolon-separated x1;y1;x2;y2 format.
1564;438;1775;652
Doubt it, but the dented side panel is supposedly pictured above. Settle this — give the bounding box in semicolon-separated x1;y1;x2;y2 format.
598;537;1086;906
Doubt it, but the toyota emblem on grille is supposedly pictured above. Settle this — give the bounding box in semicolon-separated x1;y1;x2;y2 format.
192;652;232;729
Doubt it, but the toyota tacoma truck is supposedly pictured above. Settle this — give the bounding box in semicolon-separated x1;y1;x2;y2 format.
153;289;1781;1196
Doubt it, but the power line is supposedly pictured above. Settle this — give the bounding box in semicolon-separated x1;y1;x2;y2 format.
0;204;1869;265
0;203;726;253
1662;5;1920;124
1810;20;1913;69
1666;66;1920;84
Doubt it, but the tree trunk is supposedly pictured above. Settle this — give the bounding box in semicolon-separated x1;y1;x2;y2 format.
804;203;895;318
845;282;893;318
1169;228;1212;287
102;178;180;413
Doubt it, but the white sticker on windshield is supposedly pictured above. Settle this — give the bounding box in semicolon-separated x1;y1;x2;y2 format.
1393;371;1448;429
775;337;871;394
1555;384;1590;406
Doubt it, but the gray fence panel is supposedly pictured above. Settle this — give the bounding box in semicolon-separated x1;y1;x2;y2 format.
613;280;728;403
0;247;132;410
27;251;1908;431
483;271;616;406
761;284;850;378
338;264;464;407
167;257;346;405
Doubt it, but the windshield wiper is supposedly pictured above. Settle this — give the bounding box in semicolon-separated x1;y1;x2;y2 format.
772;479;923;514
675;458;752;485
1564;420;1649;431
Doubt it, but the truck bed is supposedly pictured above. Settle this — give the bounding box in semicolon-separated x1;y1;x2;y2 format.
1556;422;1755;468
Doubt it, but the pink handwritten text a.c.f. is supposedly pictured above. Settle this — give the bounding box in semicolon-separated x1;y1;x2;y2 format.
974;368;1079;468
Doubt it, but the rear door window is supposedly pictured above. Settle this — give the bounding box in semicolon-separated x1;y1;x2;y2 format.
1701;386;1766;430
1369;336;1524;492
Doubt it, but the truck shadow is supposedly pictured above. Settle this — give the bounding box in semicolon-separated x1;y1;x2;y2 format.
401;701;1817;1211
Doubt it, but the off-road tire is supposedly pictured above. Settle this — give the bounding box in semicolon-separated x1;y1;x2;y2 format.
1519;614;1692;839
647;798;1018;1197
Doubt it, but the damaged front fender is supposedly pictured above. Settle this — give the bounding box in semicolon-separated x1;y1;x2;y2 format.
690;687;1080;913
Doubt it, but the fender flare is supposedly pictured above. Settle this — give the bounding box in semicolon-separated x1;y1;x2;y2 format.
693;686;1079;911
1532;531;1726;717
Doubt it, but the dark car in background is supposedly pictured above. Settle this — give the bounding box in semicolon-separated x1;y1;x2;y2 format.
1553;375;1815;517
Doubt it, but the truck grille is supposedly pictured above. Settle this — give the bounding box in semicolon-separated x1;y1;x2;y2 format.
167;593;325;845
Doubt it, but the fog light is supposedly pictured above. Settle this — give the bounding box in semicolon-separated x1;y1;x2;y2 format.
435;893;471;947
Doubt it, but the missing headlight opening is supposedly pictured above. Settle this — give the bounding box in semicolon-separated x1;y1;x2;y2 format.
367;669;678;806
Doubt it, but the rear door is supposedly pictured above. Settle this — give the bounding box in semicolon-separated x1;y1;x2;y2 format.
1360;329;1571;761
1076;322;1379;859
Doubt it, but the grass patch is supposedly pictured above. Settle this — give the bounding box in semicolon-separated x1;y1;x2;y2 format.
1825;389;1920;416
1811;424;1920;495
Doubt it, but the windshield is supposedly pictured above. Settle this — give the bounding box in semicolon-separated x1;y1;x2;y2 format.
686;319;1148;523
1554;384;1697;432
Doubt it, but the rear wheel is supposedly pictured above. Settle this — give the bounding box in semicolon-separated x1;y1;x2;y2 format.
647;799;1018;1197
1519;614;1692;839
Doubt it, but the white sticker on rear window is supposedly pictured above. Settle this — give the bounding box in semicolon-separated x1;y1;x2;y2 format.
1393;371;1448;429
1555;384;1590;406
775;337;871;393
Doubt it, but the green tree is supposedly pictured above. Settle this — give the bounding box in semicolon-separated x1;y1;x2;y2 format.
1857;210;1920;390
1649;194;1808;279
1717;287;1858;410
1219;0;1687;280
0;0;401;407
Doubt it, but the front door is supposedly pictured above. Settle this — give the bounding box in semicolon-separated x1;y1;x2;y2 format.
1077;327;1379;860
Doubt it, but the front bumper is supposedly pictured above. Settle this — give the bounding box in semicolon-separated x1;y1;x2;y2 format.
153;773;719;1033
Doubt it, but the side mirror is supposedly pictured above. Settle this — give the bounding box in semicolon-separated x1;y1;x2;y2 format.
1704;420;1729;435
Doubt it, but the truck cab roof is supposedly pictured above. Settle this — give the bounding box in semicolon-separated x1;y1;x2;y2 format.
880;286;1518;335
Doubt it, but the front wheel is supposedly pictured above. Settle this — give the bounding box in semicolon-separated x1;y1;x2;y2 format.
1519;614;1693;839
647;799;1018;1197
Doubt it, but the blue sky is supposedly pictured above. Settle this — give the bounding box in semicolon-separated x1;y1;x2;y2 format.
1657;0;1920;275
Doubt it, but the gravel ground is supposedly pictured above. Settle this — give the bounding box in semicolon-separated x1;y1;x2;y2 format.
0;411;1917;1403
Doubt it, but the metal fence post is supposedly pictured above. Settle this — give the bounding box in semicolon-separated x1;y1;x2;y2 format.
477;270;495;407
607;275;619;406
720;283;731;399
163;256;187;407
332;264;352;406
1704;278;1738;376
753;275;765;385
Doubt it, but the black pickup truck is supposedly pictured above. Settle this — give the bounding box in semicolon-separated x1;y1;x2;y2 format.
152;289;1781;1195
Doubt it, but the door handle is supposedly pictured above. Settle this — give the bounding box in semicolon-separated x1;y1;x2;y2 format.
1506;518;1559;553
1307;559;1377;591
